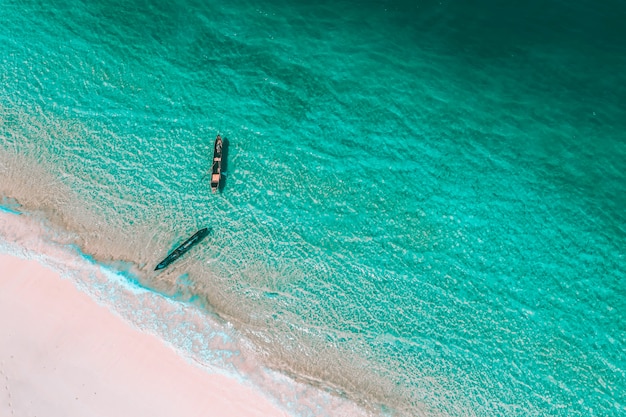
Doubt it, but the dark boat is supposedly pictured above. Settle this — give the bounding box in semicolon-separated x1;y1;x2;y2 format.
154;228;209;271
210;135;223;193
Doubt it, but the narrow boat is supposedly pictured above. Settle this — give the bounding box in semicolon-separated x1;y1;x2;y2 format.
210;135;223;193
154;228;209;271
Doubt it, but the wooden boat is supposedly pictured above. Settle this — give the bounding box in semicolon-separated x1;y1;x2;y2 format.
210;135;223;193
154;228;209;271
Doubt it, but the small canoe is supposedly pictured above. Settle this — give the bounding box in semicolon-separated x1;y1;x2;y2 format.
154;228;209;271
210;135;223;193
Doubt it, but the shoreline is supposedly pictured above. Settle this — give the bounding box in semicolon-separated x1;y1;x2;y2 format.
0;207;372;417
0;252;289;417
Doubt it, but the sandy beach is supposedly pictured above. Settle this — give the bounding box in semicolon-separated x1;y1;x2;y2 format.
0;253;288;417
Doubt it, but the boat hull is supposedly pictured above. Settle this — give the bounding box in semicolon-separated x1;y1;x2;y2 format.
210;135;223;193
154;228;209;271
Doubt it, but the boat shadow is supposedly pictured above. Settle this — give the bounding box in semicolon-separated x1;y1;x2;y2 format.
218;137;229;193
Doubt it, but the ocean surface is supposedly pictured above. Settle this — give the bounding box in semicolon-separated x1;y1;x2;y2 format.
1;0;625;415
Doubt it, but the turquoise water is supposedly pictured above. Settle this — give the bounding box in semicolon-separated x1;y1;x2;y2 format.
1;0;625;415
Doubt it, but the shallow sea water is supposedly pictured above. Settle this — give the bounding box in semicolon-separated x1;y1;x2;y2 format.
1;1;625;416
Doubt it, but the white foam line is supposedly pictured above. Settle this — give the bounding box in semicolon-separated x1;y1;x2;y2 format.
0;219;291;417
0;209;372;417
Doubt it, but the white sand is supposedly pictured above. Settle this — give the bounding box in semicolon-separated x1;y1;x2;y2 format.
0;253;289;417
